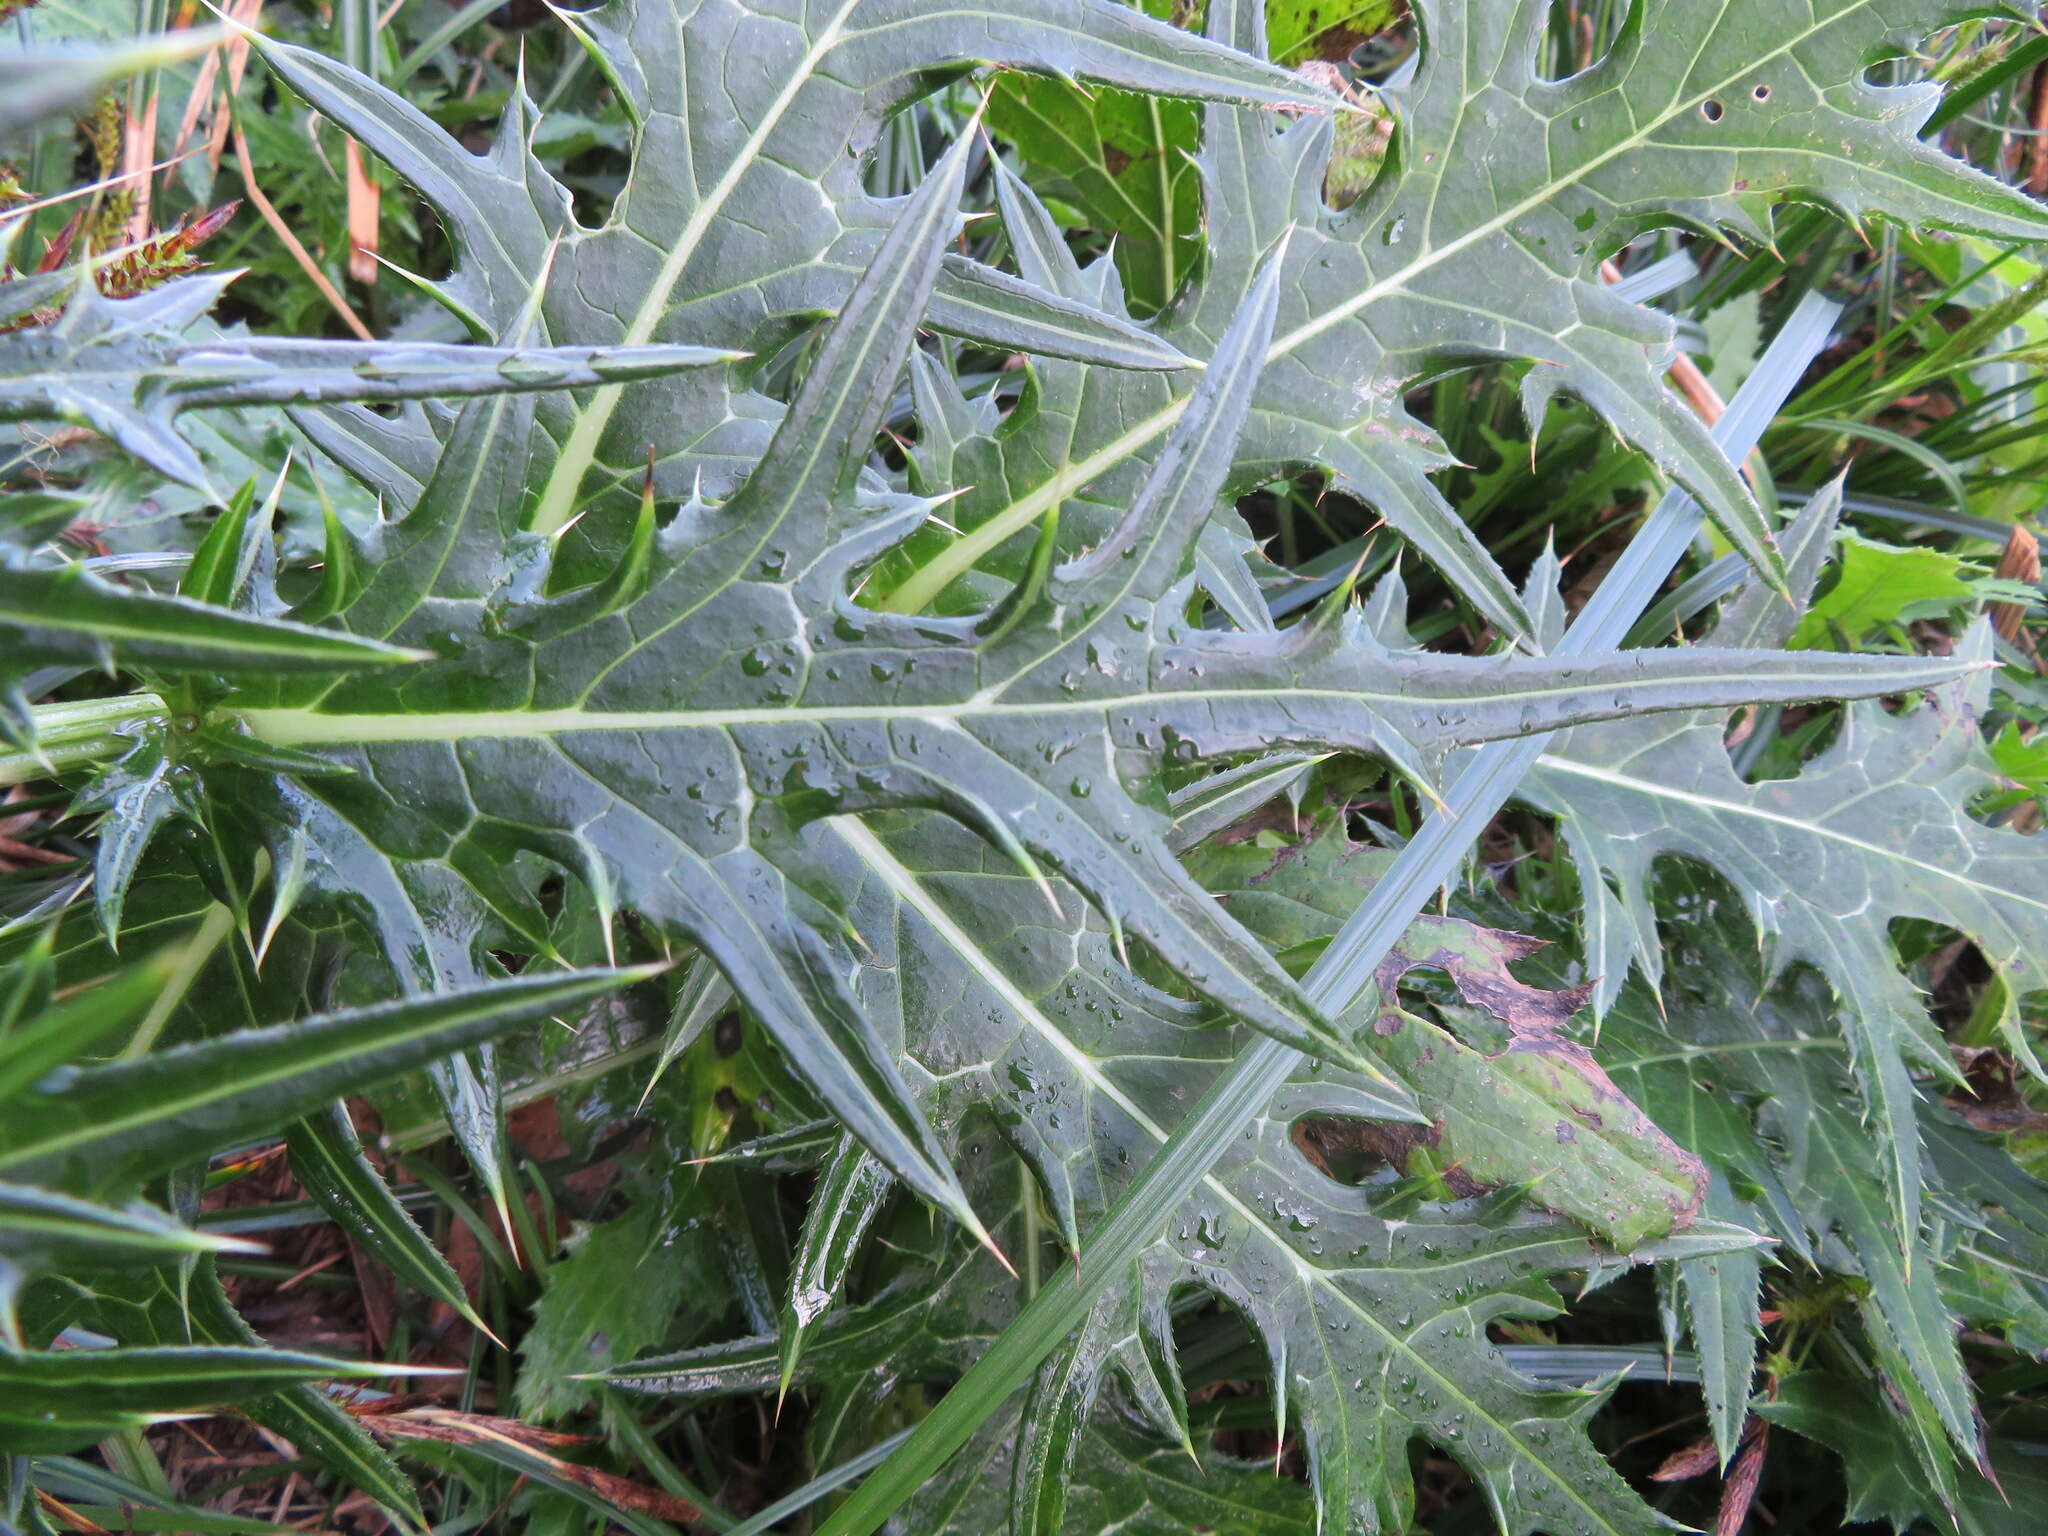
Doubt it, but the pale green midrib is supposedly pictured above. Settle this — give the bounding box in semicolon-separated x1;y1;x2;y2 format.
882;3;1875;615
15;692;167;729
0;999;529;1171
235;659;1970;746
527;0;866;536
833;818;1641;1529
16;1357;363;1387
1532;751;2048;919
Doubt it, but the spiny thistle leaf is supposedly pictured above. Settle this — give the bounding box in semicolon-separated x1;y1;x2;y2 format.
13;3;2047;1530
875;0;2048;631
0;273;741;495
606;799;1766;1535
1522;486;2048;1251
0;1344;439;1455
239;0;1342;545
213;183;1968;1246
1586;868;2048;1497
0;965;652;1195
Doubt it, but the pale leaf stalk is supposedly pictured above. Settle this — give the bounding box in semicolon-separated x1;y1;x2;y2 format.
0;693;170;787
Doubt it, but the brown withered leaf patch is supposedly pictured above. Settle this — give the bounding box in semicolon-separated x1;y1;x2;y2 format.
1200;817;1709;1246
1373;918;1709;1238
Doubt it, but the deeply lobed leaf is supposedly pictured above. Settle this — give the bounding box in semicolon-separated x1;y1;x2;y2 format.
878;0;2048;628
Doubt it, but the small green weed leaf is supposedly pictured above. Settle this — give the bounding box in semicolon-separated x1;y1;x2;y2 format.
1789;530;1980;647
518;1186;717;1419
178;476;270;610
612;1167;1318;1531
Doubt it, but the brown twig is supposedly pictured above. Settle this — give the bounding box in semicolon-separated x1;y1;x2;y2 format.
229;116;374;342
120;87;159;248
1989;523;2044;830
1650;1434;1721;1482
352;1406;701;1524
276;1247;348;1292
1601;258;1725;428
0;785;38;842
203;0;265;179
169;26;224;170
0;832;73;868
34;1493;112;1536
345;138;381;286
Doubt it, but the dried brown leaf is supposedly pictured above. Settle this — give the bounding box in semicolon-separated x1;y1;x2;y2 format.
354;1406;701;1523
1651;1436;1721;1484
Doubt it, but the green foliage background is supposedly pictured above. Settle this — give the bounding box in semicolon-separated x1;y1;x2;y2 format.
4;2;2048;1534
